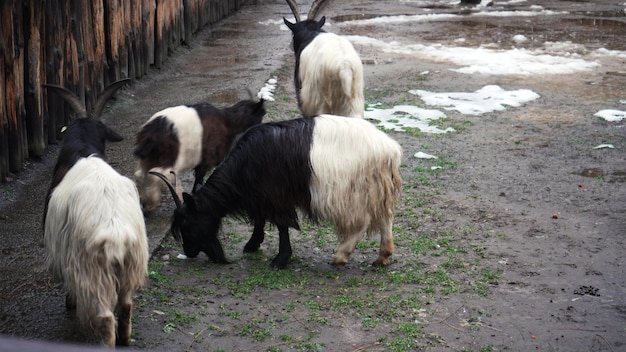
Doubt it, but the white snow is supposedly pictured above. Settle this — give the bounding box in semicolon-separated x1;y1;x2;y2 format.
409;85;540;115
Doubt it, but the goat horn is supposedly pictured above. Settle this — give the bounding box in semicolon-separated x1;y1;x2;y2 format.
92;78;131;119
245;87;254;100
148;171;182;208
285;0;301;22
42;84;88;118
307;0;328;21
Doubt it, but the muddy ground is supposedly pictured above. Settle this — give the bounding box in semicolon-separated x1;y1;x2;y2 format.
1;0;625;351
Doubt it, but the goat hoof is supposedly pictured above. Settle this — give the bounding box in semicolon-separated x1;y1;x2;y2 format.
270;257;289;269
116;337;131;346
372;257;391;266
243;242;261;253
65;294;76;310
331;254;349;266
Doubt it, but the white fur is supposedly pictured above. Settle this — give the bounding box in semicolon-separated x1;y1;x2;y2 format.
299;33;364;118
309;115;402;265
145;105;204;171
45;156;148;347
135;106;203;211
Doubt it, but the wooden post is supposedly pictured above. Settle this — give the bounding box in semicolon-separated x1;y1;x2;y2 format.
24;0;46;157
2;0;27;172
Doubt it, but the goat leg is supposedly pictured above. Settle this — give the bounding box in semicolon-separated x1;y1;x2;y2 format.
115;290;133;346
270;225;292;269
65;293;76;310
243;219;266;253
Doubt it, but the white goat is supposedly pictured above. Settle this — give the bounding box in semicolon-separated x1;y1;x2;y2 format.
284;0;364;118
43;81;148;348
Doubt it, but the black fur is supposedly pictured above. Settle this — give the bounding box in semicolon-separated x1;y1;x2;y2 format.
135;99;265;194
170;117;316;268
44;118;123;224
133;116;180;171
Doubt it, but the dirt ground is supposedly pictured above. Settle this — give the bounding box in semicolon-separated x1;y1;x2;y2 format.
1;0;624;351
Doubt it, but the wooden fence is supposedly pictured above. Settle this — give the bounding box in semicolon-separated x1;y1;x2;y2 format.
0;0;248;182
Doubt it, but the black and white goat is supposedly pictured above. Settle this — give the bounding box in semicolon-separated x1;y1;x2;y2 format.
133;98;266;212
43;80;148;348
284;0;364;118
153;114;402;269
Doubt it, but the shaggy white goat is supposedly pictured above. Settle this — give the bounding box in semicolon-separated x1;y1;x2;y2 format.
284;0;364;118
43;81;148;348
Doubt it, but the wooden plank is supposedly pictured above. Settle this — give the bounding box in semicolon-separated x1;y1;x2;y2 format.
183;0;193;42
2;0;27;172
154;0;164;68
24;0;46;157
129;0;142;78
105;0;123;82
142;0;155;72
77;0;101;113
0;1;9;180
45;0;71;142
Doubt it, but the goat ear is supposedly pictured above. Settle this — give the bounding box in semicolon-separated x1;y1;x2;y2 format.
283;17;295;30
317;16;326;28
182;192;196;211
104;125;124;142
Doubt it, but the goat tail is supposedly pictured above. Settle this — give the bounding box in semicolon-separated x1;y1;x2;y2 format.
339;63;354;99
337;60;365;118
73;239;121;330
73;230;148;332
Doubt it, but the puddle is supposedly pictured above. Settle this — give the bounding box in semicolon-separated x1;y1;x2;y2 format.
331;14;382;23
205;28;244;41
571;10;626;18
564;18;626;27
207;88;240;104
611;170;626;183
580;169;626;183
578;168;604;178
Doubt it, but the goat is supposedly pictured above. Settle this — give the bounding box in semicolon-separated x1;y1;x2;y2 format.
133;98;266;212
153;114;402;269
43;80;148;348
284;0;365;118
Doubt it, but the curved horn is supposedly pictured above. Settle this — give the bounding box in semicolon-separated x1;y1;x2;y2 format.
246;87;255;100
148;171;182;208
42;84;88;118
285;0;301;22
307;0;328;21
92;78;131;119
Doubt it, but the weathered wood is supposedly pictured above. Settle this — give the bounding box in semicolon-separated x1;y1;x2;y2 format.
0;0;250;181
25;0;46;157
0;1;10;180
3;0;27;172
142;0;155;72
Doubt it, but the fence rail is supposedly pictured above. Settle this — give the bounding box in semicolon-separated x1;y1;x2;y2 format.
0;0;247;182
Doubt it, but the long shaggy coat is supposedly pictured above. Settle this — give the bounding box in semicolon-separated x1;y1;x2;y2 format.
285;18;364;118
45;156;148;347
169;115;401;268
